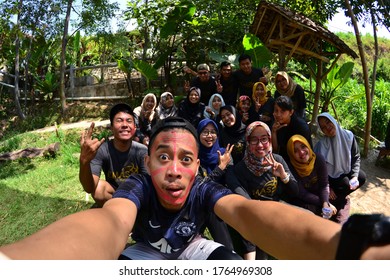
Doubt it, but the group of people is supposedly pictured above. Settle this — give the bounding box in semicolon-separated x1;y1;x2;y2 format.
2;56;384;261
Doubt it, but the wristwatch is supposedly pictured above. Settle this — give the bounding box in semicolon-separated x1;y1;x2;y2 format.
336;214;390;259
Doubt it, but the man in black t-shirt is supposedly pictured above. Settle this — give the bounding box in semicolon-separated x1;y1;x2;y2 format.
79;103;147;207
185;63;223;104
233;54;267;99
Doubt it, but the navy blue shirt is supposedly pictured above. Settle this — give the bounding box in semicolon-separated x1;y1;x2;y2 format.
113;174;232;254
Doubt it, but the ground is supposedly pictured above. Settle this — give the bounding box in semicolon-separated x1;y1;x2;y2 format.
350;149;390;216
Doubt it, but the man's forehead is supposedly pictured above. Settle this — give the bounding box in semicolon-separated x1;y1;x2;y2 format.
153;129;197;148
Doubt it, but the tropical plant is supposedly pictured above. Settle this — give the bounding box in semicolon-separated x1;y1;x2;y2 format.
33;72;59;100
117;58;159;95
321;61;354;112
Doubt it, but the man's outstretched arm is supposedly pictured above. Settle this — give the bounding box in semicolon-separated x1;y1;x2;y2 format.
0;198;136;260
214;195;341;260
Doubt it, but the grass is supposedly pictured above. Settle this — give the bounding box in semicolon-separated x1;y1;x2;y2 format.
0;129;96;245
0;101;113;246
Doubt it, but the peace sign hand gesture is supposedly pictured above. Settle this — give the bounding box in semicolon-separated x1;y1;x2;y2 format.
79;122;105;165
218;143;234;171
216;80;223;93
264;153;288;180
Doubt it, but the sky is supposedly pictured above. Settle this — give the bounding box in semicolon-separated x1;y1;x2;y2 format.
328;10;390;39
113;1;389;39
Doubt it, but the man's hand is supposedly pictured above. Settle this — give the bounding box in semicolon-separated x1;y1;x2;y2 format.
80;122;105;165
216;80;223;93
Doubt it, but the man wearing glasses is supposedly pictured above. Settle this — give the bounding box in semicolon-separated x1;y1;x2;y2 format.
185;63;223;104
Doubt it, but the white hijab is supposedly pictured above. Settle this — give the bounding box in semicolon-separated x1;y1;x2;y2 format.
314;112;354;178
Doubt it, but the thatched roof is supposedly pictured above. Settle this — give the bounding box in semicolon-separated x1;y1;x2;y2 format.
250;1;358;64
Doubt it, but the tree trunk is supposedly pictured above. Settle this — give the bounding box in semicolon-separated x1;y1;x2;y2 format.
344;0;372;157
59;0;73;115
14;0;26;120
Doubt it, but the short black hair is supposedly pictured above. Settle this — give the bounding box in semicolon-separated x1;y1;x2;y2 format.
238;54;252;63
148;117;199;155
109;103;134;125
220;61;231;69
275;96;294;111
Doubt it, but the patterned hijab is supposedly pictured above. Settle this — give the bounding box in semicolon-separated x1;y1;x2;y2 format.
237;95;251;113
275;71;297;98
243;121;272;176
204;93;225;119
252;82;269;105
134;93;157;121
156;91;177;119
287;134;316;177
314;112;354;178
197;119;225;174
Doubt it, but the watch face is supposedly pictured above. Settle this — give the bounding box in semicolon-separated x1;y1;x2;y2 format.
373;216;390;244
336;214;390;260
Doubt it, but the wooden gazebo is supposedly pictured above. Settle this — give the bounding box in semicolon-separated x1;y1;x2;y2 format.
250;1;358;124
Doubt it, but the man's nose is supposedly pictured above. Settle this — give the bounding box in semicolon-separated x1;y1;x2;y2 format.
167;160;182;178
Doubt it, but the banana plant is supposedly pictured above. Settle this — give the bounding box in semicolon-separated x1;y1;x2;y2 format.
209;33;273;69
117;58;158;94
321;61;354;112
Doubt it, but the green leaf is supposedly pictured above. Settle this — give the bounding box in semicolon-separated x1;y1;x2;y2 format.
133;59;159;82
242;33;272;68
117;59;133;73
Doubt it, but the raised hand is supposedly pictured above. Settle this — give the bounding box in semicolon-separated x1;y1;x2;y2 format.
216;80;223;93
79;122;105;165
217;143;234;170
264;153;287;179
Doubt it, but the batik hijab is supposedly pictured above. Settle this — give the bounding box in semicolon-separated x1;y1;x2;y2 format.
243;121;272;176
314;112;354;178
287;134;316;177
156;91;177;119
275;71;297;98
237;95;251;113
134;93;157;122
197;119;225;174
252;82;269;105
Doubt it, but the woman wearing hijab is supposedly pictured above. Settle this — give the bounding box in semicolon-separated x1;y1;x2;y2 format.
197;118;233;182
237;95;257;126
177;87;205;128
204;93;225;126
252;81;275;128
154;91;178;122
287;134;336;218
314;112;366;224
197;118;235;251
226;121;299;260
274;71;306;119
133;93;157;146
219;105;247;164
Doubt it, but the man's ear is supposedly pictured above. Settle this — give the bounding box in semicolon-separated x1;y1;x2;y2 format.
144;155;151;175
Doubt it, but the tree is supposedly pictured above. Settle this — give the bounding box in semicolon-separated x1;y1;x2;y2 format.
342;0;390;156
14;0;26;120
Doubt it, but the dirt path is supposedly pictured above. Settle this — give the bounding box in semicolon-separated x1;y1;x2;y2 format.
350;149;390;216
